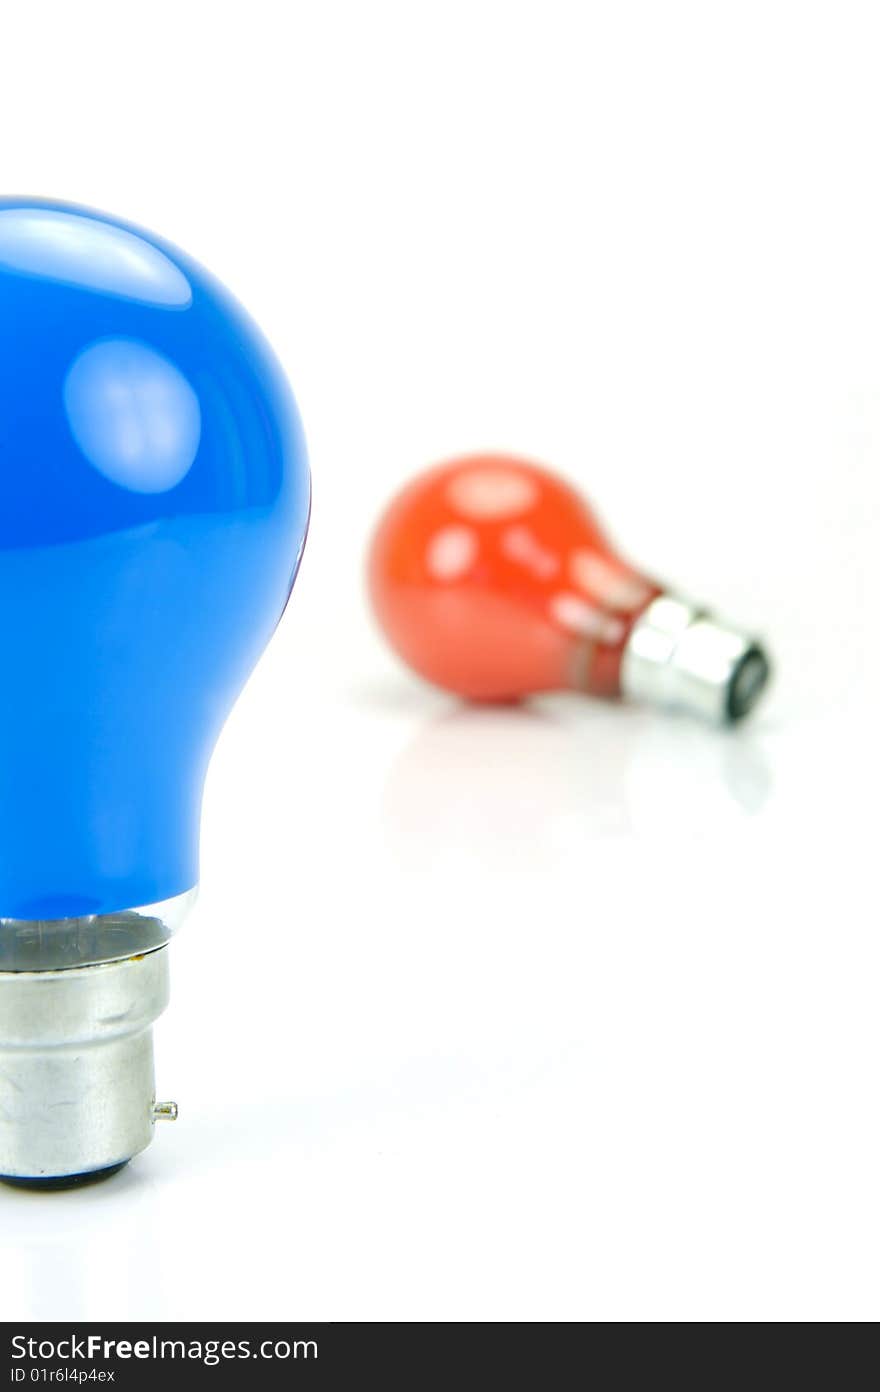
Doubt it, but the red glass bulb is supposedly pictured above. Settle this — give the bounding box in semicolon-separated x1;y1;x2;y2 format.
368;454;770;723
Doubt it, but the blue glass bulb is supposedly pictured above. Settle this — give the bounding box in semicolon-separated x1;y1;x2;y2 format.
0;200;310;919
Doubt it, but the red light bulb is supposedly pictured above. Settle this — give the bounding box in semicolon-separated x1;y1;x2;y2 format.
368;454;770;723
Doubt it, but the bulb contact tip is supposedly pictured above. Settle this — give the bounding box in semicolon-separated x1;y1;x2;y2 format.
726;643;772;723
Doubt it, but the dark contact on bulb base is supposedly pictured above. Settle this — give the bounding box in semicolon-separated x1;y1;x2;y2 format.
0;1162;128;1192
726;645;772;723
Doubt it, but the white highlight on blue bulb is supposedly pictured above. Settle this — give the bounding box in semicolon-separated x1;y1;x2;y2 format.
64;338;202;495
0;209;192;308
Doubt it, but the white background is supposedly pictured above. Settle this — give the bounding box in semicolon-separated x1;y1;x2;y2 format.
1;0;878;1322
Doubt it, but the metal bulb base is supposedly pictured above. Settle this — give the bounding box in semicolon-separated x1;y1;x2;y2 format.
0;947;175;1185
621;593;771;725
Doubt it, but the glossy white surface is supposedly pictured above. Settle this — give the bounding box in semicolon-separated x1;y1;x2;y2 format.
1;0;879;1322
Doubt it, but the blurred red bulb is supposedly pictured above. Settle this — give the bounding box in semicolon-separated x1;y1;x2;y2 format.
368;454;770;723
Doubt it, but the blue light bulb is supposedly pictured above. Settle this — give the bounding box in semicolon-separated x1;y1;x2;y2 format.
0;200;310;1185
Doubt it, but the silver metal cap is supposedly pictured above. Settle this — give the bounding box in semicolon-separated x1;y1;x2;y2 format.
620;593;771;724
0;894;192;1188
0;946;175;1187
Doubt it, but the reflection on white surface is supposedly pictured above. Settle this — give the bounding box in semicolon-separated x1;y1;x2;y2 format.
0;1165;166;1320
0;209;192;307
64;339;201;493
382;702;773;869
